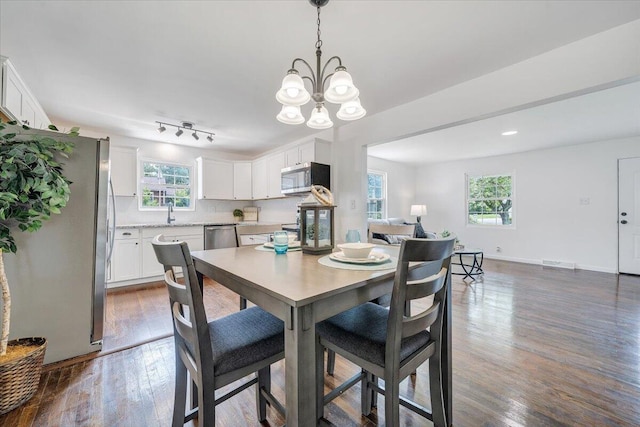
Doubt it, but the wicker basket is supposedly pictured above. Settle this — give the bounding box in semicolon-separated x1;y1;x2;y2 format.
0;337;47;415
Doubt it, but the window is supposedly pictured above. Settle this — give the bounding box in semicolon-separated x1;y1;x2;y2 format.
139;160;193;209
367;170;386;219
467;174;514;226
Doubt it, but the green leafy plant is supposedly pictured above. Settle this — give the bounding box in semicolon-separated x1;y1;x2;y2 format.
0;121;77;356
233;209;244;218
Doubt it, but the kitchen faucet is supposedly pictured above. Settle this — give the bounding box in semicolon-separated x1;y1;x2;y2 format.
167;202;175;224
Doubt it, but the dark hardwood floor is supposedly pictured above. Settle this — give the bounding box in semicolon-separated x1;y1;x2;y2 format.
2;259;640;426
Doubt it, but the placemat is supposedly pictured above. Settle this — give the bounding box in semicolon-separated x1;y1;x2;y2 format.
318;254;398;271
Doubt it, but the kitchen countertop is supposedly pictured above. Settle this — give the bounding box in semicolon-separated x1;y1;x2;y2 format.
116;221;287;229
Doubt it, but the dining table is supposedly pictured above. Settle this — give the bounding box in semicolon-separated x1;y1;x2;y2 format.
190;244;453;427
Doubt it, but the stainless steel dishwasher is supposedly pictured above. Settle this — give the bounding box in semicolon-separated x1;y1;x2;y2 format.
204;225;238;250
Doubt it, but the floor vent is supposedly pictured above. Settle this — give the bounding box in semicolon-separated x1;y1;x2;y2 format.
541;259;576;270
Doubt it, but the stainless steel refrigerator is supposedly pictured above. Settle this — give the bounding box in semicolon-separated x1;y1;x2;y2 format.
3;129;112;363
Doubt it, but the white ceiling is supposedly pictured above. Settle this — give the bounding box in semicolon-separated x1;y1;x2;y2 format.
1;1;639;158
368;80;640;165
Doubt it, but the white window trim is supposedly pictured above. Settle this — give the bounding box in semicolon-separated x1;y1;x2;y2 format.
465;172;516;229
367;169;387;220
138;157;196;211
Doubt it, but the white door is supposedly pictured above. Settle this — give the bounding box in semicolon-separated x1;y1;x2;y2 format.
619;157;640;274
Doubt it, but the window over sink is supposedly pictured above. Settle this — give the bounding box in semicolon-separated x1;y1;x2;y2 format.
139;160;194;210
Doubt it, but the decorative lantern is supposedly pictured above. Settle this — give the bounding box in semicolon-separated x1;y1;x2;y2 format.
300;205;335;254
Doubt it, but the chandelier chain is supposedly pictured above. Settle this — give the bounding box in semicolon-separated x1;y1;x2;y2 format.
315;6;322;49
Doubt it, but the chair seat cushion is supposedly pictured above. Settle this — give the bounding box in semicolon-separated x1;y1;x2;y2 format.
316;303;430;368
209;306;284;376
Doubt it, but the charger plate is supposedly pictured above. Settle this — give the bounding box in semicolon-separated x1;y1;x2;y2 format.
319;254;397;271
330;251;391;264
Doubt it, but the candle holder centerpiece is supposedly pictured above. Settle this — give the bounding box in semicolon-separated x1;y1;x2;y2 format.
300;204;335;254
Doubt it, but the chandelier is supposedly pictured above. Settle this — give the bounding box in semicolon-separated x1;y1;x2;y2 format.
276;0;366;129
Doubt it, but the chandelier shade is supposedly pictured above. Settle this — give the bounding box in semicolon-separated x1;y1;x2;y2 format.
275;0;365;129
276;71;311;106
307;104;333;129
324;68;359;104
277;105;306;125
336;97;366;121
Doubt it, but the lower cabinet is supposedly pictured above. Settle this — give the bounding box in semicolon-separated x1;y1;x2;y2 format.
108;226;203;287
238;234;271;246
111;229;141;282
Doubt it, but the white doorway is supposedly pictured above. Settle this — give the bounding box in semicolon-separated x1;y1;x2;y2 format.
619;157;640;275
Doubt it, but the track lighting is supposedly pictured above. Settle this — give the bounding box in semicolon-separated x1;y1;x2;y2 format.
155;121;215;143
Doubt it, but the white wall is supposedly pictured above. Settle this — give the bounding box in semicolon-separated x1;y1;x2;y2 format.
327;21;640;251
415;136;639;273
367;156;417;219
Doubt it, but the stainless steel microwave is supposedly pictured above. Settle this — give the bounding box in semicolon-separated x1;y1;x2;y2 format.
281;162;330;195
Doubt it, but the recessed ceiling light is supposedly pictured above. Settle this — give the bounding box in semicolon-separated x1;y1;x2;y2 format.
501;130;518;136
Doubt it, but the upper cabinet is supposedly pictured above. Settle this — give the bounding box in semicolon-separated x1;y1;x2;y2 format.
251;157;268;200
111;146;138;197
283;139;331;167
197;157;234;200
233;162;252;200
267;153;285;199
251;153;286;200
0;56;50;129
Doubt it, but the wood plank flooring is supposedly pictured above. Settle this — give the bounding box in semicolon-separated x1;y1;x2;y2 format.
2;259;640;426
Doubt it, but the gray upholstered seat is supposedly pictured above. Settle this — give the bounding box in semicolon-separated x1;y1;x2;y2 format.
152;235;285;426
316;237;455;427
317;303;429;368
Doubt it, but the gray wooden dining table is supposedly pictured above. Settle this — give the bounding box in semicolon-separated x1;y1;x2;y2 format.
190;245;453;427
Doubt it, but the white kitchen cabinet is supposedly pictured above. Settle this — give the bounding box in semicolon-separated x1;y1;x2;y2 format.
283;139;331;167
252;153;285;200
267;152;285;199
233;162;252;200
239;234;271;245
111;229;141;282
111;146;138;197
141;226;203;278
252;157;268;199
0;56;50;129
197;157;234;200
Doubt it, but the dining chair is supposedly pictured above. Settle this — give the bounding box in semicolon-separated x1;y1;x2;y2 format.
368;223;416;245
316;237;455;427
152;235;285;426
326;222;417;376
235;224;283;309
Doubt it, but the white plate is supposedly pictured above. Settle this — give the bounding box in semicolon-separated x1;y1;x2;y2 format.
263;241;301;249
329;251;391;264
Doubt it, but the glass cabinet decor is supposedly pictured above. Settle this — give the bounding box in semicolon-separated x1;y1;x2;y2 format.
300;205;334;254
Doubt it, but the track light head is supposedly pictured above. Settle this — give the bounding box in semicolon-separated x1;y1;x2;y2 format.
192;131;199;141
207;134;214;143
175;128;183;137
158;124;166;133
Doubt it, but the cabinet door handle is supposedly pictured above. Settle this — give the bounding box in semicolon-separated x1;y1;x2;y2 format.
123;232;132;236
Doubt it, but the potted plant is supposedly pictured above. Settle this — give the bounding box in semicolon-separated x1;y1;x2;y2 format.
0;120;77;414
233;208;244;222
